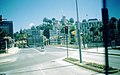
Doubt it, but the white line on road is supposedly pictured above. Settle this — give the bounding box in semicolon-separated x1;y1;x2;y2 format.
39;67;46;75
33;48;46;55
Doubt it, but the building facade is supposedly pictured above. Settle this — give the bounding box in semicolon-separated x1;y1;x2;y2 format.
0;15;13;51
0;15;13;38
80;18;103;47
26;29;44;47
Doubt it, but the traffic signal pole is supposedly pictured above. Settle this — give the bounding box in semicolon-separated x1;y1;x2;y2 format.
66;34;68;58
65;26;69;58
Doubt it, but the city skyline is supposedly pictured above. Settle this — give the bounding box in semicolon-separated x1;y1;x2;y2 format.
0;0;102;32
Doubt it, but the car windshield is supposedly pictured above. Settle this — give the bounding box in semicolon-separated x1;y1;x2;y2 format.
0;0;120;75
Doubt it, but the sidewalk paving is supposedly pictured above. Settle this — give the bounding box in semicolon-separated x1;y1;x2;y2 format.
57;45;120;56
0;47;20;58
0;47;20;64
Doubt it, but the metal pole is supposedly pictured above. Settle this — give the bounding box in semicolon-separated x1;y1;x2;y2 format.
5;40;8;53
102;0;109;75
75;0;82;63
66;34;69;58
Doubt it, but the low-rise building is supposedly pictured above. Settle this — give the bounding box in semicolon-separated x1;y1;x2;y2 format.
26;29;43;47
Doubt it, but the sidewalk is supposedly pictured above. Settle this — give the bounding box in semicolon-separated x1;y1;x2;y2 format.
56;45;120;56
0;47;20;64
0;47;20;58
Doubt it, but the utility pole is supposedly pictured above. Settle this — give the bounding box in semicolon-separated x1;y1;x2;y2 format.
102;0;109;75
75;0;82;63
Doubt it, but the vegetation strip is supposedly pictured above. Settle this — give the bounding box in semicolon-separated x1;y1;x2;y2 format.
63;57;119;74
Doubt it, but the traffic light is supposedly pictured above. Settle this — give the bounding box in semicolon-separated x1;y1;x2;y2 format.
65;26;68;34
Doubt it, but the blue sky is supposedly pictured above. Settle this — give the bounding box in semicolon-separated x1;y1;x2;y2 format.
107;0;120;19
0;0;102;32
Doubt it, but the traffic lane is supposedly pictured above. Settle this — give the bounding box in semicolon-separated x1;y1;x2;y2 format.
69;50;120;69
0;48;39;66
53;46;120;69
0;48;21;66
69;50;105;64
44;46;67;52
0;48;39;63
0;48;59;72
7;59;98;75
109;55;120;69
38;60;98;75
82;52;120;69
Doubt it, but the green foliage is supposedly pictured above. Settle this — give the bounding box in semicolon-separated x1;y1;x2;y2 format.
90;27;95;32
64;57;79;62
60;27;65;33
31;26;36;30
43;28;50;39
69;18;74;24
86;62;115;70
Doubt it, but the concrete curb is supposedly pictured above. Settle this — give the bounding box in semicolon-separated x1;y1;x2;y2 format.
63;58;119;74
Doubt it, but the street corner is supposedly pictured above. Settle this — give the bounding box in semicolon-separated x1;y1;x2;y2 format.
0;47;21;58
8;47;21;54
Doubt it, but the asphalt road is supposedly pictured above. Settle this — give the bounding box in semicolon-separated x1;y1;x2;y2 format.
0;46;119;75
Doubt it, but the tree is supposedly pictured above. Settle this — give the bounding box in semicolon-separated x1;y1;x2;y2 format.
52;18;56;23
42;17;54;45
60;16;67;25
14;32;20;41
69;18;75;44
43;17;49;23
60;27;65;33
99;26;103;32
36;26;40;30
109;17;117;29
31;26;36;30
90;27;95;32
118;19;120;34
52;18;57;26
69;18;74;24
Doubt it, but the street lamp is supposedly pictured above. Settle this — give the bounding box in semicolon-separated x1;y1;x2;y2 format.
75;0;82;63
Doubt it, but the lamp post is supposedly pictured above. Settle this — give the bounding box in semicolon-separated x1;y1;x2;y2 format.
75;0;82;63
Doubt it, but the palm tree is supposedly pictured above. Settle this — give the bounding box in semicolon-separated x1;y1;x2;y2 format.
31;26;36;30
43;17;49;24
52;18;56;27
69;18;74;25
